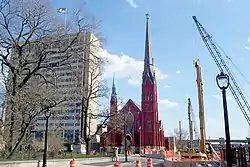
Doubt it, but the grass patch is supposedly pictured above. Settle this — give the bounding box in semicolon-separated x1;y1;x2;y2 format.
0;152;112;161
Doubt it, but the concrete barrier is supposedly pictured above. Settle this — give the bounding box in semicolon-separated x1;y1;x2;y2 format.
0;157;111;167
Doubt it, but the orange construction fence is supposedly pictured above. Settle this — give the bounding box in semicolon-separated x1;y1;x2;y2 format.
165;150;175;159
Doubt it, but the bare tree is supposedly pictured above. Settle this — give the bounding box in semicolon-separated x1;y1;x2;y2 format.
47;131;64;158
172;128;189;151
79;66;125;154
0;0;103;158
98;108;126;146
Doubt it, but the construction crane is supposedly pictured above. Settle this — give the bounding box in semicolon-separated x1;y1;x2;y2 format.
189;98;200;148
187;98;200;151
194;60;206;154
192;16;250;126
187;98;194;152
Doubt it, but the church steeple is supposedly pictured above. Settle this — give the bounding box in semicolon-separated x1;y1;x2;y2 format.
111;73;116;96
110;73;117;114
142;13;155;84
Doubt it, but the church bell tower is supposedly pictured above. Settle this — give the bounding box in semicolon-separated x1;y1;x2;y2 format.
141;14;160;149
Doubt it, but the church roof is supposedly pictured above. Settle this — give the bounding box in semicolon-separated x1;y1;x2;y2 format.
127;99;141;111
133;101;141;110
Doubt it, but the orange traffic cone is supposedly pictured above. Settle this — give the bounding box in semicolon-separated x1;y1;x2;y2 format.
114;162;122;167
69;159;76;167
136;160;141;167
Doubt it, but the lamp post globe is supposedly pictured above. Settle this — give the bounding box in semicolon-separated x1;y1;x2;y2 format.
45;109;51;118
216;72;229;90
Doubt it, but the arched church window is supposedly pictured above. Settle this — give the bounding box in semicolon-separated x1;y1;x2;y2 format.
126;113;134;135
150;94;153;100
147;120;152;131
145;105;148;111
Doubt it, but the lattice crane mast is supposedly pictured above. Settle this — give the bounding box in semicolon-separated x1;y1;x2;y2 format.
188;98;194;152
188;98;200;150
192;16;250;125
190;101;200;141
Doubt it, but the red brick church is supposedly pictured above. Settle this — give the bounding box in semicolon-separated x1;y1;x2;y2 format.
100;14;165;153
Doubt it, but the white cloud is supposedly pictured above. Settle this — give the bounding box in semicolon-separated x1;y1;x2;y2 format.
176;70;180;74
158;99;179;108
100;49;168;85
164;85;172;88
128;78;140;85
245;46;250;50
245;38;250;50
212;94;234;100
125;0;138;8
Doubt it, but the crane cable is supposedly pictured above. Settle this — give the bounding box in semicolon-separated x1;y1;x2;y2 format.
214;40;250;86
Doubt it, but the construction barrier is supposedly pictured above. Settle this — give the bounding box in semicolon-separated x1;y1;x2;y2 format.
147;158;153;167
140;149;145;157
136;160;141;167
69;159;76;167
165;150;175;159
114;162;122;167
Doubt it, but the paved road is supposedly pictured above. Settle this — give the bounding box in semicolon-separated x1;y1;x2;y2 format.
84;155;164;167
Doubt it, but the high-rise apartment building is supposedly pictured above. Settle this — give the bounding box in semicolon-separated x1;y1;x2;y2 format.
3;32;100;143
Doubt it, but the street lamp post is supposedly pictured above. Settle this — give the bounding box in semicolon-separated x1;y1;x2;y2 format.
123;110;128;162
139;126;141;154
216;72;232;167
42;110;51;167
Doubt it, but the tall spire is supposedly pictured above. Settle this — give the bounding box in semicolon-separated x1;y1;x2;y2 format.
111;73;117;96
142;13;155;84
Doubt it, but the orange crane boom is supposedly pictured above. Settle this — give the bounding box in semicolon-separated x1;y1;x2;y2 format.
194;60;206;154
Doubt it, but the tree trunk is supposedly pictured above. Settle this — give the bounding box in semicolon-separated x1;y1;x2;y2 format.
7;125;28;159
85;138;91;155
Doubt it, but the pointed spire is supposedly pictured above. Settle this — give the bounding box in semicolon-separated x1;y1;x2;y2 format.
142;13;155;84
111;73;117;96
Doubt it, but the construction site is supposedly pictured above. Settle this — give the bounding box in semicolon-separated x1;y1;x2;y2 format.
154;16;250;167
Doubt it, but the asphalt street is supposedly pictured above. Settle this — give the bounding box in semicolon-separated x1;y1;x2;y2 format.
83;155;164;167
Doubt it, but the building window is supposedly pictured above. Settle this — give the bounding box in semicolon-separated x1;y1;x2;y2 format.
65;123;74;126
148;136;151;145
60;130;64;139
147;120;152;131
126;113;134;135
75;130;79;142
64;130;74;142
